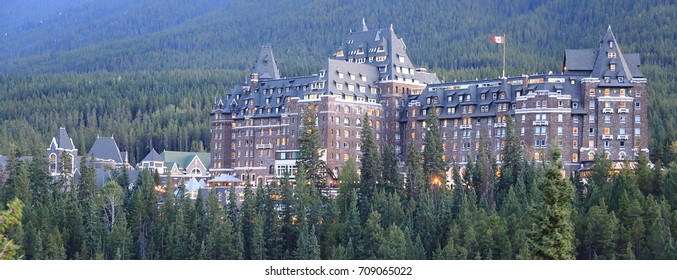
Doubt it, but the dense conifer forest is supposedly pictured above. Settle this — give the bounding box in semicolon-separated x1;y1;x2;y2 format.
1;0;676;260
2;108;677;260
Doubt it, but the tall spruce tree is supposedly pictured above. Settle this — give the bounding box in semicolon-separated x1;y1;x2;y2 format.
422;107;447;190
528;148;575;260
497;114;522;206
359;114;382;221
298;104;328;189
381;144;403;195
405;141;424;201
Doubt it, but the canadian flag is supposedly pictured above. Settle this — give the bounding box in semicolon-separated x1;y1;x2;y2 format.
492;35;505;44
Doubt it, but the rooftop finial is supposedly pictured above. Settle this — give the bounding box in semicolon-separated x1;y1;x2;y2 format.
361;18;368;31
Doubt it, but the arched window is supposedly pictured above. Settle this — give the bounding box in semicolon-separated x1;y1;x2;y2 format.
49;153;57;174
191;168;202;176
619;151;627;160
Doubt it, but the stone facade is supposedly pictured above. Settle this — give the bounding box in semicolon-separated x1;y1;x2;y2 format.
210;24;649;186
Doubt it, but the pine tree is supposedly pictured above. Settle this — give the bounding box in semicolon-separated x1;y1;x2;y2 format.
379;224;407;259
263;182;283;260
109;210;132;260
579;200;619;259
298;104;328;188
497;114;522;206
0;198;23;260
241;184;256;259
250;211;267;260
279;174;297;254
405;141;424;201
337;157;359;218
414;189;437;258
359;114;381;221
44;226;66;260
473;137;495;207
528;148;575;260
344;189;361;258
361;211;384;259
635;151;653;195
422;108;446;189
661;163;677;209
381;144;403;195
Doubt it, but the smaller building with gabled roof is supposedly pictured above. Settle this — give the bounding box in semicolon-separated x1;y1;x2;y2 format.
46;127;79;177
88;135;131;170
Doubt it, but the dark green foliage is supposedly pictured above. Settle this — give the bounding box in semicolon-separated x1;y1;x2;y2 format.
297;105;328;189
359;114;382;221
422;108;447;189
528;148;575;260
405;141;424;201
381;144;404;195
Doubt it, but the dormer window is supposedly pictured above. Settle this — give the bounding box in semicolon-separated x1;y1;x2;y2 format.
610;64;616;71
357;47;364;54
337;50;344;56
398;55;405;63
604;77;610;83
618;77;624;83
607;52;616;58
378;45;384;52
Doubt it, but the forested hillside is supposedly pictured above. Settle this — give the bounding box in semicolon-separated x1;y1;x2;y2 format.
2;109;677;260
0;0;675;162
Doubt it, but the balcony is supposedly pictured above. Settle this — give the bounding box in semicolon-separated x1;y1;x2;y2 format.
494;123;507;128
602;134;613;140
532;120;549;126
617;135;629;140
256;143;273;149
460;124;473;130
618;108;629;114
602;108;614;114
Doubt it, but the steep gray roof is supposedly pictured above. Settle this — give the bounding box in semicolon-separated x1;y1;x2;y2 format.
252;45;281;80
563;26;643;83
591;26;636;85
56;127;75;150
88;137;123;164
405;74;584;122
141;148;163;162
327;59;380;98
564;49;596;72
332;24;419;83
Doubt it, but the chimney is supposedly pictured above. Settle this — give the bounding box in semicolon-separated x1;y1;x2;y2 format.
250;73;259;91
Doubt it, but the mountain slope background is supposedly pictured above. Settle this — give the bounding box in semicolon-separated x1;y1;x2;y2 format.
0;0;675;163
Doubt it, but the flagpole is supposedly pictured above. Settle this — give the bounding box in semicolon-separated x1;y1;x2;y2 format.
502;33;506;78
